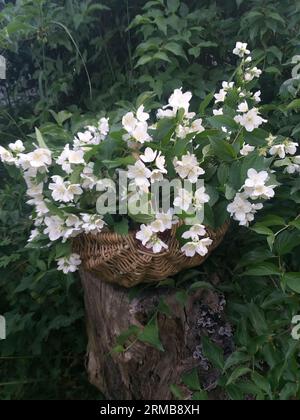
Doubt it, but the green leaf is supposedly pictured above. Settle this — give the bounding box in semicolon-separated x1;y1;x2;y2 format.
207;115;238;131
199;92;215;116
201;336;224;370
170;384;184;400
251;372;272;398
192;390;209;400
226;367;251;386
287;99;300;111
243;262;281;277
49;110;72;126
248;302;268;335
135;55;153;68
35;127;48;149
153;51;172;63
290;219;300;230
136;91;156;108
164;42;187;59
224;352;251;371
182;369;201;391
259;215;286;227
129;213;155;224
113;219;129;236
275;231;300;255
279;383;299;401
116;325;140;346
138;315;164;352
251;224;274;236
167;0;180;13
175;290;188;306
217;163;229;185
189;281;214;291
284;273;300;293
209;137;237;162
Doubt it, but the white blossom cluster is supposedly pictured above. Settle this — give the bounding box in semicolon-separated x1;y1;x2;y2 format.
227;169;276;226
0;119;110;274
1;42;298;275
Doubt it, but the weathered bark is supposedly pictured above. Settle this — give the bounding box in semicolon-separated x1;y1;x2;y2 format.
81;270;233;400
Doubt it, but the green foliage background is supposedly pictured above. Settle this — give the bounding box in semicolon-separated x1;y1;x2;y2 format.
0;0;300;400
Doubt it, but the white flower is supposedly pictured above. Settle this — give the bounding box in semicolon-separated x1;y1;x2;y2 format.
150;170;164;183
285;141;298;156
77;130;93;145
132;121;151;144
191;118;205;134
182;224;207;240
57;253;82;274
253;91;261;103
269;141;298;159
177;125;190;139
26;183;44;197
234;108;267;132
28;148;52;168
136;224;154;246
194;187;210;209
174;188;193;212
244;67;262;82
49;176;83;203
181;237;213;257
136;224;169;253
68;149;85;165
136;105;150;122
98;117;109;138
222;81;235;91
44;216;66;241
227;193;261;227
81;214;105;235
213;108;223;116
157;108;176;119
27;197;49;217
128;160;152;188
140;147;157;163
122;112;138;133
0;146;16;164
155;153;167;173
245;169;269;188
9;140;25;154
81;162;97;190
168;88;192;113
245;184;275;200
66;214;82;228
173;153;205;184
233;42;250;58
214;89;227;104
244;169;275;200
237;101;249;113
240;143;255;156
286;163;300;174
28;229;40;242
49;176;70;202
145;236;168;254
151;210;174;233
269;144;286;159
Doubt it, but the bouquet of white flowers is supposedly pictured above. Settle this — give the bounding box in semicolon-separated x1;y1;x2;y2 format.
0;43;298;285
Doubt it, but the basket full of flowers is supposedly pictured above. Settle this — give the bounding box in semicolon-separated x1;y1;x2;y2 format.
0;42;298;287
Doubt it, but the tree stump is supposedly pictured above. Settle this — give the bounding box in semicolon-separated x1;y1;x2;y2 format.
80;270;233;400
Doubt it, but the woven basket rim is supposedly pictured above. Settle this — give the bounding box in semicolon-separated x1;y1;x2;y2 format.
74;221;230;257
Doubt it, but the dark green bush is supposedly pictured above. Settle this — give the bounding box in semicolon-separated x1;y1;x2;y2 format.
0;0;300;400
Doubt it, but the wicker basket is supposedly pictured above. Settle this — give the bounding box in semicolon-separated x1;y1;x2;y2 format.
73;223;229;288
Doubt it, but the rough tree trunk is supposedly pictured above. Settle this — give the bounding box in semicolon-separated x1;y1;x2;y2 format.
80;270;233;400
